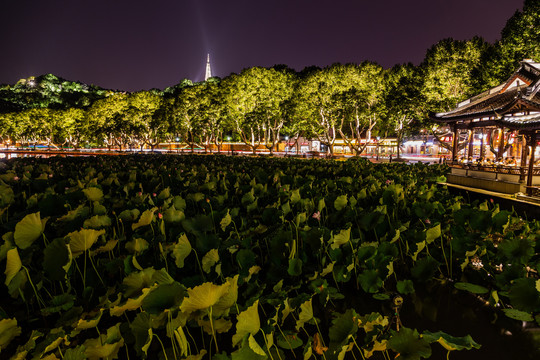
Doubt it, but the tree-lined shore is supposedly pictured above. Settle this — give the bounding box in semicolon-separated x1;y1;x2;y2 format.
0;0;538;155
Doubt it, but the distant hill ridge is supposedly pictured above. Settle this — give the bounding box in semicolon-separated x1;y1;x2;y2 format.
0;73;113;113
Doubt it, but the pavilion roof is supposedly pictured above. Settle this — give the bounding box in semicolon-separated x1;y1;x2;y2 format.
430;60;540;126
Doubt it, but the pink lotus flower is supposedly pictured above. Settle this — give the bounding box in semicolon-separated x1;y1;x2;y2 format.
158;213;163;219
152;193;157;197
425;219;431;224
137;192;142;196
312;211;321;221
385;179;392;185
13;176;19;181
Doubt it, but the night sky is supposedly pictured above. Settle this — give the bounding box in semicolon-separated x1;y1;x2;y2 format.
0;0;524;92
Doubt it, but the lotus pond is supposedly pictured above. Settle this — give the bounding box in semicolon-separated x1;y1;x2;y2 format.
0;155;539;359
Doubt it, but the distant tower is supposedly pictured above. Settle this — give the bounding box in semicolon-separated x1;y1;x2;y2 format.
204;54;212;81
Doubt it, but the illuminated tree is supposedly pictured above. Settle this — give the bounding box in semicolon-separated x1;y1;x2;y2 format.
421;37;488;113
292;63;384;156
57;108;89;149
126;91;164;151
335;62;386;156
384;64;425;159
87;93;130;150
476;0;540;87
222;67;295;154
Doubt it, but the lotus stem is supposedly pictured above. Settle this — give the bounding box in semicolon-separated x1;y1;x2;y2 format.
208;307;219;353
154;334;169;360
88;253;106;287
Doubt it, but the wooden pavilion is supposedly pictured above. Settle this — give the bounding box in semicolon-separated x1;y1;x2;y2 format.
430;59;540;196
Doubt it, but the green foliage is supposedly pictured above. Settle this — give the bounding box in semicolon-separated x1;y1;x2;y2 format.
4;154;537;359
388;327;432;360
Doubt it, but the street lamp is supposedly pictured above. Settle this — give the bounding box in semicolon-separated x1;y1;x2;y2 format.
226;136;232;155
285;136;289;156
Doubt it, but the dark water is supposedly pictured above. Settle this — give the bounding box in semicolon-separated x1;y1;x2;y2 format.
399;283;540;359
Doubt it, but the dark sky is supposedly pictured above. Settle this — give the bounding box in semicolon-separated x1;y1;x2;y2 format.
0;0;524;92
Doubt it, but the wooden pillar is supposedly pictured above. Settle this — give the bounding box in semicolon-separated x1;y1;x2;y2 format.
467;129;474;159
527;132;537;194
520;134;528;182
479;128;485;159
497;128;505;160
452;123;459;162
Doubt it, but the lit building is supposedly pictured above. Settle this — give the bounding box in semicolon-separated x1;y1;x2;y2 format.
430;59;540;195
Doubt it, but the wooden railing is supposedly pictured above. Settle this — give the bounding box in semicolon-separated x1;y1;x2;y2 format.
448;160;540;176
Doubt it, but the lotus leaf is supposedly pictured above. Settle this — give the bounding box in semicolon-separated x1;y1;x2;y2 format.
68;228;105;257
232;300;260;346
358;269;383;293
82;187;103;202
84;324;124;359
454;282;489;294
412;241;426;261
363;339;388;359
290;189;301;204
387;327;431;360
0;232;14;261
75;310;103;330
122;267;156;297
110;286;156;316
295;298;313;331
411;257;439;282
118;208;140;222
7;268;27;298
172;196;187;211
142;282;185;314
202;248;220;273
162;206;184;223
4;248;22;286
282;201;291;216
508;278;540;312
231;335;267;360
334;194;348;211
218;210;232;231
42;294;75;315
132;207;157;230
247;198;259;212
83;214;112;229
424;224;441;244
0;318;21;350
329;309;358;344
125;237;149;254
498;236;535;264
0;183;14;208
469;210;492;231
210;275;238;317
288;258;303;276
358;312;389;333
184;350;208;360
151;268;175;285
502;308;534;322
14;212;46;249
397;279;415;295
330;227;351;250
172;233;192;268
276;332;303;350
92;239;118;255
180;281;231;314
198;318;233;334
92;202;107;215
157;187;170;200
373;293;390;300
62;345;86;360
236;249;256;270
422;330;481;351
